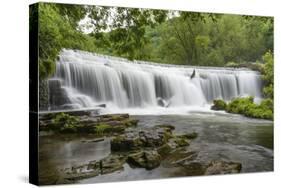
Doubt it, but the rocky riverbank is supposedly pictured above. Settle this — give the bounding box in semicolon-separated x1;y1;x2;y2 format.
39;112;242;184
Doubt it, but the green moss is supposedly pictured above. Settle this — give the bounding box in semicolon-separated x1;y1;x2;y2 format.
50;112;79;132
95;124;111;135
211;99;227;110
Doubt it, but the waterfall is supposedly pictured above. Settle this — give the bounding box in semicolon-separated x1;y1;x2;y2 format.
48;49;263;112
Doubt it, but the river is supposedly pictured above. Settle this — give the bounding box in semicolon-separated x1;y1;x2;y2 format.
39;112;273;184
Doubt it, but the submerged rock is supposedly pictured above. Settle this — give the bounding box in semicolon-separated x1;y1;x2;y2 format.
162;149;198;167
157;98;170;107
127;150;161;170
63;154;126;181
205;161;242;175
182;162;206;176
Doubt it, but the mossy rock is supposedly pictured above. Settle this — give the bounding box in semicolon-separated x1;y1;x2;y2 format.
127;150;161;170
211;99;227;111
205;161;242;175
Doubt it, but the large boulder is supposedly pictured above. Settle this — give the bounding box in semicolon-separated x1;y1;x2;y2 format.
127;150;161;170
110;127;173;152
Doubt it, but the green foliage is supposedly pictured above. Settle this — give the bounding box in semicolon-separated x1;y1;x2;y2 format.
51;113;79;132
226;97;273;120
95;124;111;135
225;61;239;68
35;2;273;78
262;51;274;98
38;3;98;79
226;97;254;114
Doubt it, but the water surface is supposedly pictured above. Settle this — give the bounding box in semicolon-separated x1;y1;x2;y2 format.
39;113;273;184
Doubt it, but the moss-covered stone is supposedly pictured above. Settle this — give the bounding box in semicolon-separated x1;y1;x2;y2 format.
205;161;242;175
40;113;140;134
211;99;227;111
127;150;161;170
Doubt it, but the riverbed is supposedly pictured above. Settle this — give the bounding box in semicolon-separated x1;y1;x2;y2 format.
39;113;273;185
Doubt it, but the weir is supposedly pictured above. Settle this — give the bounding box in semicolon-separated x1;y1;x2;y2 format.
47;49;263;111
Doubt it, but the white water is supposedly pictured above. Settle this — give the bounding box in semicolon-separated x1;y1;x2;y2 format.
48;49;263;114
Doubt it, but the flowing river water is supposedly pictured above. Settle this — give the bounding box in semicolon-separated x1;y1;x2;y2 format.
39;113;273;184
39;49;273;184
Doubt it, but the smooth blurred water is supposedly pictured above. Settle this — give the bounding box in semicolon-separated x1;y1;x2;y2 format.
49;49;263;111
39;113;273;184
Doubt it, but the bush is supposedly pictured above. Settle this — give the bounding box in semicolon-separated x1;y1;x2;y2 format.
226;97;254;114
262;51;274;99
226;97;273;120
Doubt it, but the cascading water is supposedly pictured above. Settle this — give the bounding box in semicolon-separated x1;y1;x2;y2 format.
48;49;263;114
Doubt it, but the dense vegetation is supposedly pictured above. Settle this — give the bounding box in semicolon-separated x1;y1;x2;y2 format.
211;51;274;120
30;3;273;79
31;3;274;119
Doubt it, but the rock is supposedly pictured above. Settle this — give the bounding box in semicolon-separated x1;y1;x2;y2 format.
96;104;106;108
100;154;126;174
170;137;190;147
39;112;139;135
98;114;130;121
157;143;173;157
162;149;198;167
111;132;142;151
211;99;227;111
63;154;126;181
182;162;206;176
204;161;242;175
64;163;100;181
157;97;170;107
48;79;71;110
190;69;196;79
127;150;161;170
110;127;173;152
81;138;105;143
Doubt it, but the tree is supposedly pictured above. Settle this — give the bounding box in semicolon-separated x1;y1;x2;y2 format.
262;51;274;99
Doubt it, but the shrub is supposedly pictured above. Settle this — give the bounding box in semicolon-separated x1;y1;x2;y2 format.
226;97;273;120
226;97;254;114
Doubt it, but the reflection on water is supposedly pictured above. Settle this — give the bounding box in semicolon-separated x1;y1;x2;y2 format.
39;113;273;184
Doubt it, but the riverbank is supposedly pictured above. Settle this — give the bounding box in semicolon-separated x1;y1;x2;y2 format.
38;112;273;185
